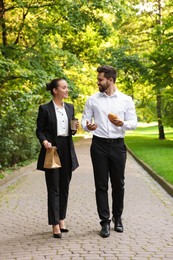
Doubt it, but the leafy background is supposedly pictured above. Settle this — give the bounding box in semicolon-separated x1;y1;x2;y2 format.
0;0;173;169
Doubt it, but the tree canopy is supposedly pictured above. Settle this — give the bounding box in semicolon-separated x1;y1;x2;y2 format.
0;0;173;169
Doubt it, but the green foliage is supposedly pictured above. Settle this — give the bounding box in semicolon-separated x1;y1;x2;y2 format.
0;0;173;169
0;89;40;169
162;86;173;127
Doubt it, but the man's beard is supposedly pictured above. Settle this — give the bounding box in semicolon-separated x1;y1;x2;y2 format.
99;83;110;92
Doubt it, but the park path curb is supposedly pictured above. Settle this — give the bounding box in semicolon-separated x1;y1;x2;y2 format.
127;147;173;198
0;161;36;191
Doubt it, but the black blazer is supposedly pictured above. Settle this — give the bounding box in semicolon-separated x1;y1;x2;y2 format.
36;100;79;171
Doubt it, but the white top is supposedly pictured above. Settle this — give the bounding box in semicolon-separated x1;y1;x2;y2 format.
81;89;137;139
53;101;69;136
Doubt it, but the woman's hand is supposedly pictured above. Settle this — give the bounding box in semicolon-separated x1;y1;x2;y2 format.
43;140;52;149
76;120;80;130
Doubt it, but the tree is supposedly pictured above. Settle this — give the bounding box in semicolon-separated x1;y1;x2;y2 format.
0;0;173;169
100;0;173;138
133;0;173;139
0;0;115;169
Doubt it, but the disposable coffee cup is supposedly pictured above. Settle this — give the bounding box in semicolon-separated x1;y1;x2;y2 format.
70;118;78;130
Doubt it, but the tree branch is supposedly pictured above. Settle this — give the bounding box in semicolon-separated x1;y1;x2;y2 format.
0;75;29;85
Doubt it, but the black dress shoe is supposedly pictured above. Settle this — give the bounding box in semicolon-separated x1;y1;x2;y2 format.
60;228;69;233
114;218;123;233
53;233;62;238
100;223;110;238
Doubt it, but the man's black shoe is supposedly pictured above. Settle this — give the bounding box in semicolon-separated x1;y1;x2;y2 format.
100;223;110;238
114;218;123;233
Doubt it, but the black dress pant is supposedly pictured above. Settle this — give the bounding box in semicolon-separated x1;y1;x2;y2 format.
45;137;72;225
90;136;126;226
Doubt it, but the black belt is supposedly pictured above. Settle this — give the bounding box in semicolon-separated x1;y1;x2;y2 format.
93;135;124;143
57;136;69;138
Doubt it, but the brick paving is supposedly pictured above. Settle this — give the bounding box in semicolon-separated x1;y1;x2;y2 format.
0;137;173;260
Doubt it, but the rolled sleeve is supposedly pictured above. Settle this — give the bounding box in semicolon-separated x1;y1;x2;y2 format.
122;99;137;130
81;99;93;132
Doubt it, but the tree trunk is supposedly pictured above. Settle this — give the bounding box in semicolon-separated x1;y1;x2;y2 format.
0;0;7;46
155;0;165;140
156;92;165;140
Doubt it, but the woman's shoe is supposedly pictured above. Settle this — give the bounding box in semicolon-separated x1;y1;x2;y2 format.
52;224;62;238
59;220;69;233
60;228;69;233
53;233;62;238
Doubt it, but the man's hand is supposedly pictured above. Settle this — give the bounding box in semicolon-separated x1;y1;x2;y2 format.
86;120;97;131
110;118;124;127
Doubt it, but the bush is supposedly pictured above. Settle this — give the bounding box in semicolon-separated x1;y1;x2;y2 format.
0;90;40;170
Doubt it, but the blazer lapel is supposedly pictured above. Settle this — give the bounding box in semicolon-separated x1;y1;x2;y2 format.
64;103;71;134
48;101;57;138
64;103;71;121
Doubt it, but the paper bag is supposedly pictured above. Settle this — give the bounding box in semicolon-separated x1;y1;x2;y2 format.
44;146;61;169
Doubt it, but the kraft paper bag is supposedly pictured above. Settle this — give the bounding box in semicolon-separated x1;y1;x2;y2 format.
44;146;61;169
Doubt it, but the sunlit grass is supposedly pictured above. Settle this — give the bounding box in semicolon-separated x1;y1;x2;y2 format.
125;123;173;185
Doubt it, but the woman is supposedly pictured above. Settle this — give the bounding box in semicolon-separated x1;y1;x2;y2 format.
36;78;79;238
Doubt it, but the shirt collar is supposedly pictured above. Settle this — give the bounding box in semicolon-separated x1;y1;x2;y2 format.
53;100;64;109
100;89;119;97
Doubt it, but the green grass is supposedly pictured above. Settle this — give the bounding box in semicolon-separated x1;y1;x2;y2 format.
125;123;173;185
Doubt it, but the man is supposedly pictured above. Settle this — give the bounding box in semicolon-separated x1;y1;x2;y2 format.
81;65;137;238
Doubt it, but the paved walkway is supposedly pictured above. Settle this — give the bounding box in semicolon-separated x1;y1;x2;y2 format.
0;138;173;260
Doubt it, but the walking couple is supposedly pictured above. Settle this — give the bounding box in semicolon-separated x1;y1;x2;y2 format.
36;65;137;238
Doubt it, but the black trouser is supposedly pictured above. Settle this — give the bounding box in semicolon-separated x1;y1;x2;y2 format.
90;136;126;226
45;137;72;225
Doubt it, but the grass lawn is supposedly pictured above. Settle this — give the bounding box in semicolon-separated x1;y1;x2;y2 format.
125;123;173;185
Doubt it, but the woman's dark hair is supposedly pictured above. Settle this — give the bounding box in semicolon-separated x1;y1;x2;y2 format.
46;78;64;95
97;65;117;83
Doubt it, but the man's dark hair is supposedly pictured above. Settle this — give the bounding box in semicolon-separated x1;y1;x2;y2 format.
97;65;117;83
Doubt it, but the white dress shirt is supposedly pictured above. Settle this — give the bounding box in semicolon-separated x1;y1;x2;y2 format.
81;89;137;139
53;101;69;136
